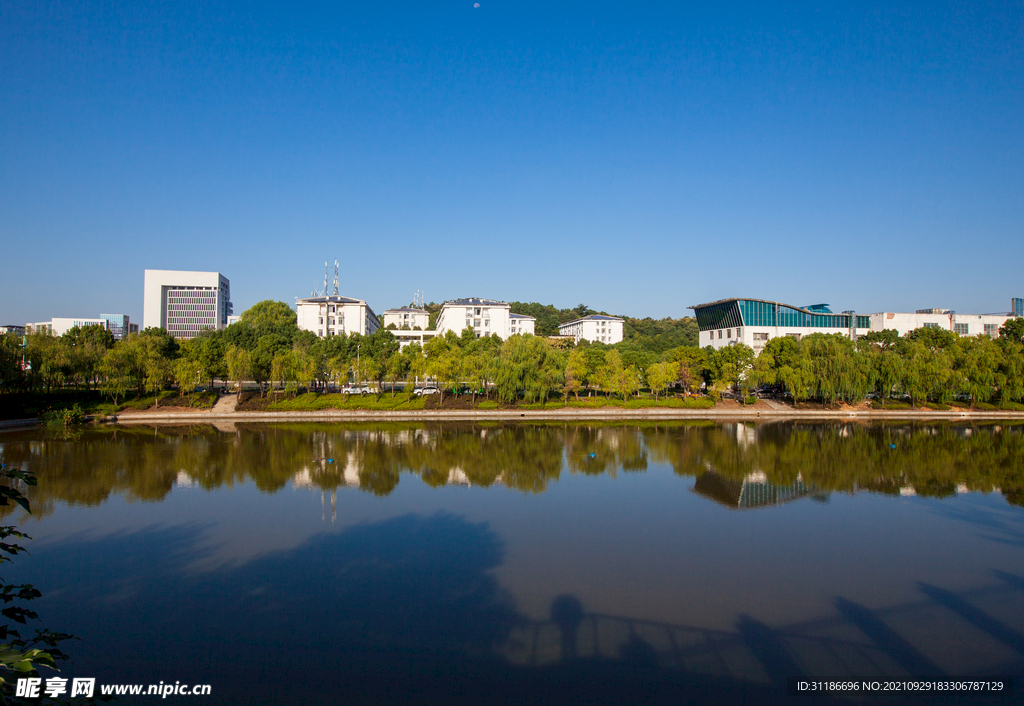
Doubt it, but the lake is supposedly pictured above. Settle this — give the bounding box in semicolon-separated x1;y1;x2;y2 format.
1;421;1022;704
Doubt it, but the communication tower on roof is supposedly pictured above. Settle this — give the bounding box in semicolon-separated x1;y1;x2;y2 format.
333;260;339;296
414;290;424;309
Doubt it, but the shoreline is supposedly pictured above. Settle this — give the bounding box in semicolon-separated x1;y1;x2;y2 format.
105;407;1024;424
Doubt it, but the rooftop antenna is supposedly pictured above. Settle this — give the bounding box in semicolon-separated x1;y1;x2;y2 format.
414;289;424;309
323;261;329;299
333;260;339;296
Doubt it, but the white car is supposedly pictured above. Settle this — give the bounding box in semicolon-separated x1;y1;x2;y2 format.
341;384;361;394
413;387;439;396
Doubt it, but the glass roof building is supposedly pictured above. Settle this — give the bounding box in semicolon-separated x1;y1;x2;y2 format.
690;298;871;352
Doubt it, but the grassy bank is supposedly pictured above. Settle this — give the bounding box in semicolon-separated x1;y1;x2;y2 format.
231;391;715;412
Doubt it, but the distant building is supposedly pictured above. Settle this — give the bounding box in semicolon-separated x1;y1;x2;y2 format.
1;325;25;336
295;295;380;338
226;315;242;326
143;270;232;339
691;297;1015;353
382;307;430;331
867;309;1013;339
558;315;624;344
435;298;535;340
1013;297;1023;317
99;314;136;341
25;317;129;338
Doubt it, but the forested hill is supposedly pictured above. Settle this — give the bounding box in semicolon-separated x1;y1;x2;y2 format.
412;300;698;351
506;302;699;352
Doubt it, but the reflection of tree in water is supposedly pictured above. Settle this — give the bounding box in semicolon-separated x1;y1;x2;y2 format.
3;421;1024;516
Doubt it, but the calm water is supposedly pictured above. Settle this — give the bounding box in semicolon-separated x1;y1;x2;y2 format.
1;421;1023;704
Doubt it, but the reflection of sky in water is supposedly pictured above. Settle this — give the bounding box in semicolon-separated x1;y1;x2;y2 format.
3;423;1024;703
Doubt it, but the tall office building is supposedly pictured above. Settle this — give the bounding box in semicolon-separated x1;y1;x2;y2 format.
144;270;232;339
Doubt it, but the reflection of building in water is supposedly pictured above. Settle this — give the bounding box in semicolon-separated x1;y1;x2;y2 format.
693;471;827;509
723;423;758;448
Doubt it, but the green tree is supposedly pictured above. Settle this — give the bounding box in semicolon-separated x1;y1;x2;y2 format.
563;348;587;401
239;300;298;329
999;317;1024;342
174;357;204;407
225;346;252;402
645;360;677;402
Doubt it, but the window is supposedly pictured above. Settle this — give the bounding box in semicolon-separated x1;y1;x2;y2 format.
922;322;939;329
726;329;731;338
753;332;769;342
787;333;801;341
718;330;722;339
954;323;969;335
475;308;481;315
328;318;334;325
318;329;323;337
985;324;999;338
319;317;323;325
484;319;490;327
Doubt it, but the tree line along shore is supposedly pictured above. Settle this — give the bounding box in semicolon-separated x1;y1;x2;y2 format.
3;300;1024;420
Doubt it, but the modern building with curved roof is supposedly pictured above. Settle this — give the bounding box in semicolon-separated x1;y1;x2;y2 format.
690;298;871;352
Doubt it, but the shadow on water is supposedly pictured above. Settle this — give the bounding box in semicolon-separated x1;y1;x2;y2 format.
21;516;1023;705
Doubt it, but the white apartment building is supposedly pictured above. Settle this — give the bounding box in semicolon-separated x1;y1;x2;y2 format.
143;270;232;339
382;307;430;330
295;295;380;338
435;298;535;340
558;315;624;344
868;309;1013;339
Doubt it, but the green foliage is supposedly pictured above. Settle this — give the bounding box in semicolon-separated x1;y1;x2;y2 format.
999;317;1024;342
239;300;298;329
0;464;74;700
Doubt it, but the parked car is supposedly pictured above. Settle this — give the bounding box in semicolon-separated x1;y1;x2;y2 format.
414;387;439;396
341;384;361;394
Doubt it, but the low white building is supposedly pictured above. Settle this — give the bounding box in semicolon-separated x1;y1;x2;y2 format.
382;307;430;331
295;295;380;338
868;309;1013;339
27;318;101;336
392;330;439;349
558;315;624;344
435;298;535;340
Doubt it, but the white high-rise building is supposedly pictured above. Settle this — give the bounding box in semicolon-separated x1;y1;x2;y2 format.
435;298;535;340
143;270;232;339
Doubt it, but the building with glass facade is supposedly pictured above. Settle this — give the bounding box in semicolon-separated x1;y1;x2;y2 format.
691;298;870;352
1014;298;1023;317
693;297;1017;352
100;314;136;341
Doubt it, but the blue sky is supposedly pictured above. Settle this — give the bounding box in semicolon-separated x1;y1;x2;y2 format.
2;1;1022;324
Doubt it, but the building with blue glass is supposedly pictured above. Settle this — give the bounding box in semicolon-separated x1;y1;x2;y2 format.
692;297;1018;352
691;299;872;352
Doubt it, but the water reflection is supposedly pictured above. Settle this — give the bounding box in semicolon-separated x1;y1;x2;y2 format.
23;514;1024;704
2;422;1024;518
3;422;1024;704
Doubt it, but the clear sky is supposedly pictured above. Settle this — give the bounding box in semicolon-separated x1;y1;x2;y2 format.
2;1;1022;325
